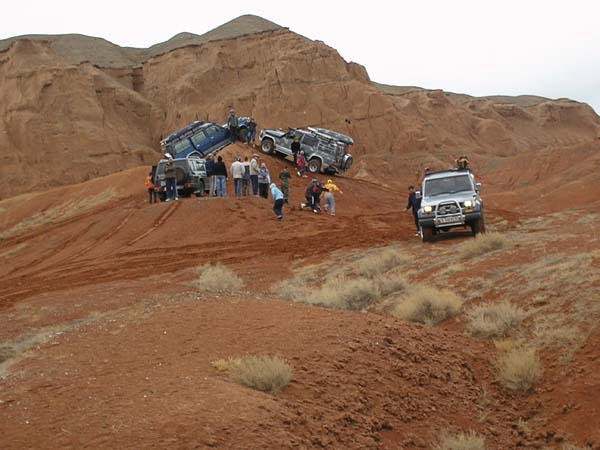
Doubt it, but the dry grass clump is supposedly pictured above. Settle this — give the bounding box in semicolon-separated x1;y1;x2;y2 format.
272;276;313;301
308;277;379;310
191;263;243;293
561;444;593;450
497;346;542;391
459;232;508;260
437;431;486;450
0;345;16;363
355;248;407;278
212;355;292;394
392;285;463;326
374;273;408;297
466;301;526;339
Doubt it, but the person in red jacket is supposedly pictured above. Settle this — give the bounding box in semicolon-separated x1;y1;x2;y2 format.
296;151;308;178
145;171;157;204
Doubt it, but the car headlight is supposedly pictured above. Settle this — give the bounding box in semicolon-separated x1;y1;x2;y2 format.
423;205;433;213
464;200;473;208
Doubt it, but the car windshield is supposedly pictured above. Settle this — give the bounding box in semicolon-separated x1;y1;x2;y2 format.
424;175;473;197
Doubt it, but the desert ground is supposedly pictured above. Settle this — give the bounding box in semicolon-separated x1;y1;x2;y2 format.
0;15;599;450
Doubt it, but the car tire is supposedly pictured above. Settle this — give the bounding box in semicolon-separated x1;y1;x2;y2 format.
420;226;434;243
261;139;274;154
238;127;248;143
308;158;322;173
471;219;482;236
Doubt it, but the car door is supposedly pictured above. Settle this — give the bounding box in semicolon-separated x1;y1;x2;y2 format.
204;124;228;153
190;129;211;156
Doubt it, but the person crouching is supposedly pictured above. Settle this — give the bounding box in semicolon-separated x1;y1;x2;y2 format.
270;183;284;221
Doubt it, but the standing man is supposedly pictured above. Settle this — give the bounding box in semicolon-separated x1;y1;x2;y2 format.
145;171;157;204
205;154;216;196
227;109;238;143
270;183;285;221
164;157;178;202
250;154;260;196
279;166;292;204
291;136;301;169
323;179;343;216
231;157;245;197
405;185;422;236
213;155;228;197
242;156;251;196
246;117;257;147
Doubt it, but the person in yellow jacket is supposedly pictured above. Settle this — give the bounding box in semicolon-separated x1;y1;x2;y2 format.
323;179;342;216
145;171;157;204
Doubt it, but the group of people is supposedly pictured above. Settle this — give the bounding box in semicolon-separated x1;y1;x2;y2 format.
227;109;257;146
300;178;343;215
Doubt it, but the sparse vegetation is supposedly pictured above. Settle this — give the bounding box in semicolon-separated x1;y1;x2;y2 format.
561;444;593;450
0;345;16;363
392;285;463;326
355;248;407;278
466;301;526;339
212;355;292;394
307;277;379;310
437;431;486;450
191;263;243;293
497;346;542;391
459;232;508;260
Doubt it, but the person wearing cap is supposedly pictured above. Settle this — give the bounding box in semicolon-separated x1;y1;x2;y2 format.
231;156;245;197
323;179;342;216
258;162;271;199
227;109;238;143
249;154;260;196
164;157;178;202
246;117;257;147
278;166;292;204
270;183;285;221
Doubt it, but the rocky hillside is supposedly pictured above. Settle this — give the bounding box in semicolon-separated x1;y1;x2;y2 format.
0;15;599;199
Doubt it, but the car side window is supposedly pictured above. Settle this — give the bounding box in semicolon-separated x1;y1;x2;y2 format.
301;134;318;148
191;132;208;147
204;126;221;137
173;139;192;155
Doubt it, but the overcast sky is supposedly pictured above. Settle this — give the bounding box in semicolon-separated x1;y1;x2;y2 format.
2;0;599;112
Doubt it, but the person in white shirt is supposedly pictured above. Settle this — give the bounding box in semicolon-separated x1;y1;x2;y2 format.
230;157;245;197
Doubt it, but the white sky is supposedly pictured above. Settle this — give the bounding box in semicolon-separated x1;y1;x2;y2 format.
2;0;599;112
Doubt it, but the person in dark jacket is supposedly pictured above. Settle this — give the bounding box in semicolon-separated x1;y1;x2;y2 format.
301;178;325;213
291;136;301;168
405;185;422;235
227;109;238;143
213;155;228;197
279;166;292;204
205;155;216;196
246;117;257;147
164;158;178;202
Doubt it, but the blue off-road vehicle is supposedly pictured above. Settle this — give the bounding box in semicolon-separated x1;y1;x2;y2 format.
160;118;250;159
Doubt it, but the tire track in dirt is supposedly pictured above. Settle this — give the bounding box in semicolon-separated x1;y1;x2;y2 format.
126;201;181;247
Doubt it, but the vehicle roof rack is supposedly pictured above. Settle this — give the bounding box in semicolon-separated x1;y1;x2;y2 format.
424;168;472;176
161;120;207;146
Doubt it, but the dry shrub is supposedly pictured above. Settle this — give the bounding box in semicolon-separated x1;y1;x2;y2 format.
561;445;593;450
355;248;407;278
374;273;408;297
231;355;292;394
0;345;16;363
392;285;463;326
271;276;313;301
308;277;379;310
211;357;241;372
497;346;542;391
466;301;526;339
438;431;486;450
191;263;243;293
460;232;508;260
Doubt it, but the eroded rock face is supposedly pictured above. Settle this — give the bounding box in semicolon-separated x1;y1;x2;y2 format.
0;24;599;199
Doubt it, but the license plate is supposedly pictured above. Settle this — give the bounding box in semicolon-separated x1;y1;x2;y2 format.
438;216;462;224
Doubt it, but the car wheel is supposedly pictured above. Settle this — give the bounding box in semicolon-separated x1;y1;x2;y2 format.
420;226;434;243
308;158;322;173
471;219;482;236
261;139;274;154
238;127;248;143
